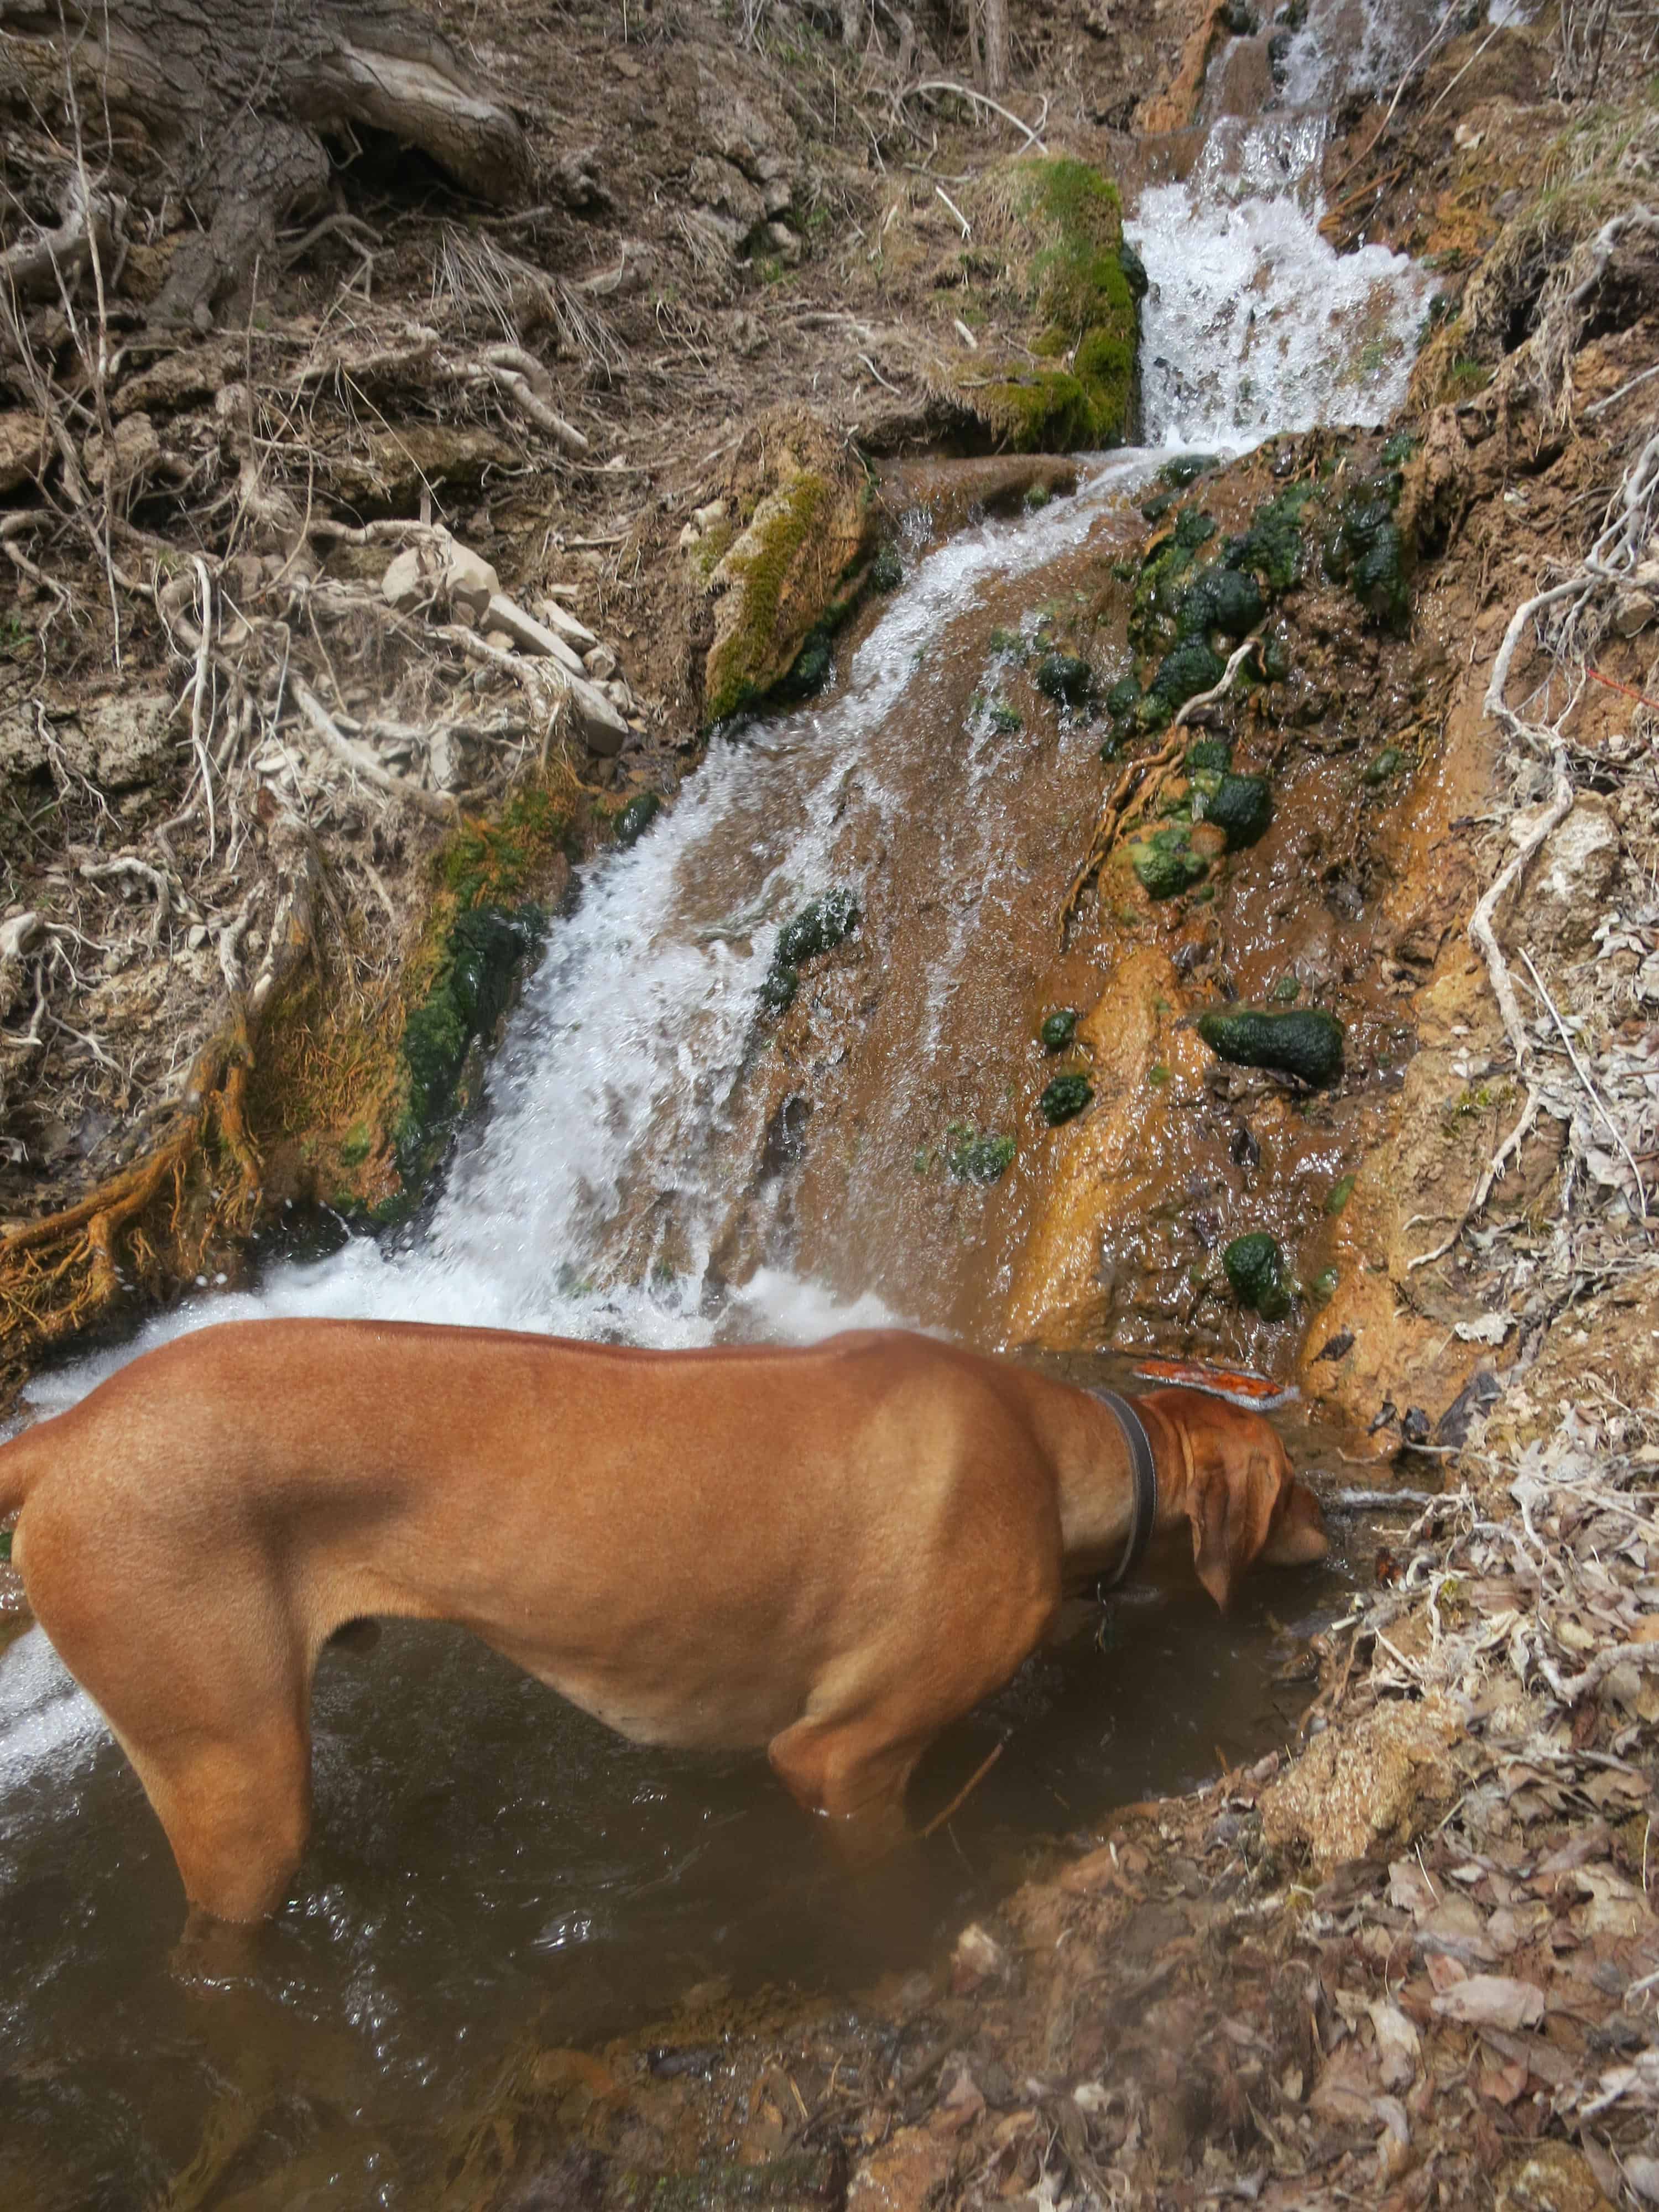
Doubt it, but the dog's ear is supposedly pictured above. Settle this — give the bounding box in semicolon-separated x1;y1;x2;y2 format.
1142;1391;1326;1611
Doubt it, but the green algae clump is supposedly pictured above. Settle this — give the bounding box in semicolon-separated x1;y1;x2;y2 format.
947;1128;1016;1184
1198;1006;1345;1087
396;906;542;1191
1176;564;1265;641
1139;638;1226;727
1039;1073;1093;1125
1223;1232;1293;1320
614;791;662;848
777;888;860;965
1193;770;1273;849
1035;650;1094;706
1041;1008;1079;1051
1127;822;1208;899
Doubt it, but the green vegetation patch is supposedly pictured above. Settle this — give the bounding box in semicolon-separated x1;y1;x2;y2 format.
613;791;662;848
395;905;544;1192
1191;769;1272;849
1041;1008;1079;1051
1324;472;1412;633
1223;1232;1293;1320
760;888;861;1017
1035;650;1094;706
964;158;1140;451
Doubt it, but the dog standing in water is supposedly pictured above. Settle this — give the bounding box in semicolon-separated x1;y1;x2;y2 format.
0;1320;1327;1921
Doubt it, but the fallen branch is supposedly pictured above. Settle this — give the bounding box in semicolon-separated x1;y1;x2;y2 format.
904;79;1047;151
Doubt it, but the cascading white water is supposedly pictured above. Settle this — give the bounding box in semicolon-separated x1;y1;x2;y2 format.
1128;0;1441;445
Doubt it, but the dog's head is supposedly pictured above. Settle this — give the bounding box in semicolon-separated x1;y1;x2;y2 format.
1138;1387;1328;1611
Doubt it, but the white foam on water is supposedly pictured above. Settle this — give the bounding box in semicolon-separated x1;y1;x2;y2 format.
0;1629;108;1801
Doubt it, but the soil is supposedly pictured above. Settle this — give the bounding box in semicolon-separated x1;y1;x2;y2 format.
3;0;1658;2204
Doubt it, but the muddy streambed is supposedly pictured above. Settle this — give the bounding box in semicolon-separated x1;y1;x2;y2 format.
0;1348;1360;2210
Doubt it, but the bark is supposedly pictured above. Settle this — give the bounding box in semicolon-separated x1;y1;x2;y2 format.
980;0;1009;93
0;0;531;320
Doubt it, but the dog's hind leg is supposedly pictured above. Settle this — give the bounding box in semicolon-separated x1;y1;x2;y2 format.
766;1713;928;1867
119;1719;314;1923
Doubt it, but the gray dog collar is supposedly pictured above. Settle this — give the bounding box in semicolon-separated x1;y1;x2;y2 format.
1092;1390;1158;1593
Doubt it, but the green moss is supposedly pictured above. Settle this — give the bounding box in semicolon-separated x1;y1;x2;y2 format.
1176;564;1264;641
989;701;1024;733
394;905;543;1190
440;782;575;910
1223;481;1321;594
1142;638;1225;721
1197;1007;1345;1087
1127;822;1208;899
989;627;1029;660
1223;1232;1292;1320
1325;1172;1356;1214
1024;482;1051;512
1193;771;1272;849
1184;735;1232;773
1381;430;1421;465
1035;650;1094;706
947;1126;1016;1183
1041;1009;1078;1051
338;1123;373;1167
705;471;832;724
1324;473;1412;632
1363;745;1407;785
967;158;1140;451
1272;973;1302;1002
759;964;799;1013
1039;1073;1093;1125
1105;676;1141;718
1173;508;1217;550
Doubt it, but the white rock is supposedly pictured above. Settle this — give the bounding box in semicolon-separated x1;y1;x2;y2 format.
483;594;586;677
1526;795;1621;954
693;499;728;531
534;596;599;648
583;643;619;680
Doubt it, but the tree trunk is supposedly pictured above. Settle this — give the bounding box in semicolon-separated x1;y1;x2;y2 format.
0;0;531;321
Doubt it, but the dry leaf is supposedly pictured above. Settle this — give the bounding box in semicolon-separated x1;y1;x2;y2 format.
1430;1975;1545;2031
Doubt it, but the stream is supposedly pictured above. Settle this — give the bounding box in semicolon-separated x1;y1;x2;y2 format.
1;3;1440;2201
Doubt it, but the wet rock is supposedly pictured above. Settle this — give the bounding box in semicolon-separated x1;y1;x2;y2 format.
1525;795;1621;956
1104;676;1140;719
1160;453;1218;488
1176;563;1263;640
702;412;871;724
1197;1007;1345;1087
848;2128;954;2212
759;964;798;1013
1040;1009;1078;1051
614;792;662;848
1223;1231;1292;1320
869;545;904;593
875;455;1078;534
778;889;859;966
1039;1074;1093;1126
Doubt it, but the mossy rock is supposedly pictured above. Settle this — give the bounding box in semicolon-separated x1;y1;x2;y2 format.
394;905;543;1190
1192;770;1272;849
1323;473;1412;633
1127;822;1208;899
1197;1006;1345;1087
1259;632;1292;681
947;1128;1016;1183
989;627;1030;660
1160;453;1218;488
702;419;873;726
1041;1009;1078;1051
1223;1232;1292;1320
1362;745;1407;786
1176;564;1264;641
614;791;662;848
1105;676;1141;718
957;158;1140;451
1035;650;1094;706
1173;508;1217;550
1039;1073;1093;1125
777;888;860;966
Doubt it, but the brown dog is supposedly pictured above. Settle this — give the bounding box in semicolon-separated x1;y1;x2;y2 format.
0;1320;1327;1921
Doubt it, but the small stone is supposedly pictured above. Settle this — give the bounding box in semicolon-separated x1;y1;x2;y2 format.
484;629;517;652
583;643;619;680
